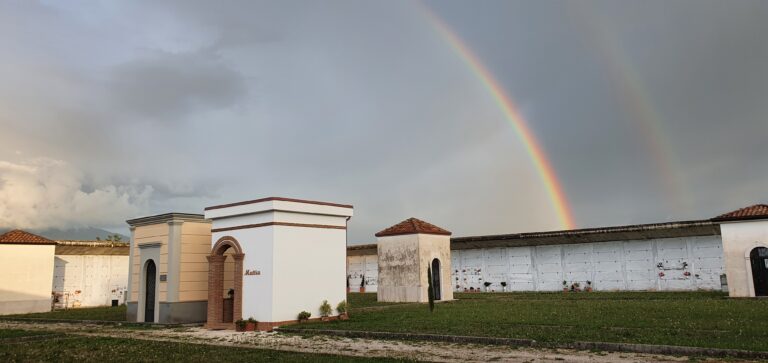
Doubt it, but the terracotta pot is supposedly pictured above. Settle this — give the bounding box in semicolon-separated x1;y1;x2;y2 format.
359;287;366;293
339;313;349;320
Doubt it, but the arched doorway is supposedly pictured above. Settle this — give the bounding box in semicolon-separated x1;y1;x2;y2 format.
750;247;768;296
144;260;156;323
431;258;441;301
206;236;244;329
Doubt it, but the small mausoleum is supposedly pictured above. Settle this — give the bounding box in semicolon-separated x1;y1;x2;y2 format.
126;213;212;323
714;205;768;297
0;230;56;314
203;197;353;330
376;218;453;303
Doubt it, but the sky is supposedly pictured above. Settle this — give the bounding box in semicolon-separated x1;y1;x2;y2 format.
0;0;766;243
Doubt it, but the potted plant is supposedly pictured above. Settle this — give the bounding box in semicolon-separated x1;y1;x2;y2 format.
585;280;593;292
336;300;348;320
570;282;581;292
483;281;492;292
500;281;507;292
562;280;568;293
246;317;258;331
297;311;311;322
359;275;366;293
319;300;332;321
235;319;247;332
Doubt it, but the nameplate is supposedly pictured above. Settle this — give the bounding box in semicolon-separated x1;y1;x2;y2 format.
244;269;261;276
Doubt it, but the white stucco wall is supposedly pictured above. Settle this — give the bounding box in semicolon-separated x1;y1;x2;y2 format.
220;226;274;322
353;235;725;293
720;220;768;297
272;226;347;322
347;255;378;292
0;244;55;314
52;255;129;308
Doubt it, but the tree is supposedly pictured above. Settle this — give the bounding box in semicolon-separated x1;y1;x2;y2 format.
427;266;435;312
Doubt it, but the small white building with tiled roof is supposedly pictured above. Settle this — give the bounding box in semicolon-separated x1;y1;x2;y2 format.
0;230;56;314
713;205;768;297
375;218;453;303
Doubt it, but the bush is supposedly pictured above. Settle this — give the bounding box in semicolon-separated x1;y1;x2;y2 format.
336;300;347;314
427;266;435;312
247;317;258;324
319;300;332;317
297;311;311;320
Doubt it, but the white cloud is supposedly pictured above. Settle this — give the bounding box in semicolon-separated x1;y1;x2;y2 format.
0;157;153;229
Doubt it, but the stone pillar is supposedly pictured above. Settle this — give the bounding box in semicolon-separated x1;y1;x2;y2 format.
232;253;245;322
206;255;225;327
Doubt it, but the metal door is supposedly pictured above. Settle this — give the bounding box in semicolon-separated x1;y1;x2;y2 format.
750;247;768;296
144;260;156;322
432;258;441;301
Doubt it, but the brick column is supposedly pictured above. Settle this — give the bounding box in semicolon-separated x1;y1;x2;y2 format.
232;253;245;322
206;255;225;327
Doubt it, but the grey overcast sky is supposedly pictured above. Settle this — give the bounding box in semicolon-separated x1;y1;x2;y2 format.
0;0;766;243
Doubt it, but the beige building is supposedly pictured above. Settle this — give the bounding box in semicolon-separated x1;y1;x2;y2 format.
126;213;212;323
714;205;768;297
376;218;453;303
0;230;56;314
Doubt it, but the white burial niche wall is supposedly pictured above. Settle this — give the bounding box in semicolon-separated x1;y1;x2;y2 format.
203;197;353;330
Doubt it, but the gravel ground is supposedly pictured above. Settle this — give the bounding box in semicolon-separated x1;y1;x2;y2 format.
0;321;746;362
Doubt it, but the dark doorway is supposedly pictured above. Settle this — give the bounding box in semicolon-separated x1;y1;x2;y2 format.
750;247;768;296
432;258;441;301
144;260;156;322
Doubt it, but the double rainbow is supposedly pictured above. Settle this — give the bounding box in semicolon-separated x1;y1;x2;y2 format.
420;5;576;229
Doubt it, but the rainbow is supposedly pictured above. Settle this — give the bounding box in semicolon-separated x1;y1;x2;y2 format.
419;4;576;229
568;4;691;214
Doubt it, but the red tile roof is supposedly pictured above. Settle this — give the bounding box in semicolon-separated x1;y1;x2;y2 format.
713;204;768;222
0;229;56;245
375;218;451;237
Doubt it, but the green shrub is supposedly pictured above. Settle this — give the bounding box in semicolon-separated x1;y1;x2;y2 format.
297;311;311;320
427;266;435;312
336;300;347;314
319;300;332;317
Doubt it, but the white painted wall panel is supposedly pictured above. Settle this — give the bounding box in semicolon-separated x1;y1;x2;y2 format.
52;255;129;308
401;235;725;293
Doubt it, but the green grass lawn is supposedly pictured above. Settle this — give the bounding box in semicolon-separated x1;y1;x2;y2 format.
4;305;127;321
0;329;402;362
299;292;768;352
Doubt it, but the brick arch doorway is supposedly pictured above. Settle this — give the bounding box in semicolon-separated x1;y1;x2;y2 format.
205;236;244;329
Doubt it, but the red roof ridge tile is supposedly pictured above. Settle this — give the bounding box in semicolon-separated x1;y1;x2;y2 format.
375;217;451;237
0;229;57;245
713;204;768;222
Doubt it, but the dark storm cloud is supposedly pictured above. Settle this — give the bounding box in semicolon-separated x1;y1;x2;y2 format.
0;0;766;239
108;52;248;121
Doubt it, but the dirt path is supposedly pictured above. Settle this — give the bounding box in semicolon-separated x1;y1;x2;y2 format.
0;321;743;362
